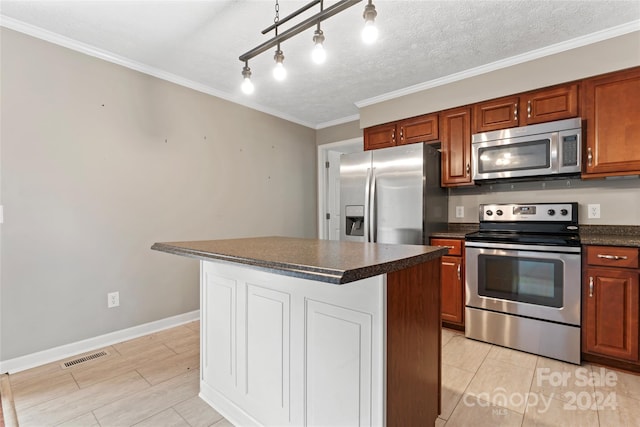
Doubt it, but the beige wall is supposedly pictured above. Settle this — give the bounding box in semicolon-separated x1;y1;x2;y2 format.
0;28;317;361
360;31;640;128
448;177;640;225
316;120;362;146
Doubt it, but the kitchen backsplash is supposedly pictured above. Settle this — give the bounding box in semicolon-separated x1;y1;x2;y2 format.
448;176;640;225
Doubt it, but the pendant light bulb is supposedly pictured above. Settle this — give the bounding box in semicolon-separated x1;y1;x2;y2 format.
241;64;254;95
312;28;326;64
273;49;287;81
362;2;378;44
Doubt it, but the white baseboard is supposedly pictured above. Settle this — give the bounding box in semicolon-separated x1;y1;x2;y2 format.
0;310;200;374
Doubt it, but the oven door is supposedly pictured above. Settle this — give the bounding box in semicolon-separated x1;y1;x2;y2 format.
466;241;581;326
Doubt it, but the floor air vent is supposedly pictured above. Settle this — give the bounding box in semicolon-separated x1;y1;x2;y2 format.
61;350;109;369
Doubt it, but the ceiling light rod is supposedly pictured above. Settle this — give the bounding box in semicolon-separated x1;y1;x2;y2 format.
239;0;361;63
261;0;322;35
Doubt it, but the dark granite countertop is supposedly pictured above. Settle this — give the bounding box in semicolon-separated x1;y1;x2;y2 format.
579;225;640;247
430;223;479;240
151;236;447;285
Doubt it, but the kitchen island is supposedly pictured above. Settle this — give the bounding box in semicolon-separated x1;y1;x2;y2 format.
151;236;446;427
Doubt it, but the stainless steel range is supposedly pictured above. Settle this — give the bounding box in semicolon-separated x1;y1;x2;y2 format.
465;202;581;364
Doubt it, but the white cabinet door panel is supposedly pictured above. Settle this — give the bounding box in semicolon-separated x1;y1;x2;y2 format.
305;299;373;426
244;284;291;424
202;271;237;393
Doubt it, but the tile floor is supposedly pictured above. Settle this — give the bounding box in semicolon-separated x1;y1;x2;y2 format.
5;323;640;426
439;328;640;427
7;321;229;427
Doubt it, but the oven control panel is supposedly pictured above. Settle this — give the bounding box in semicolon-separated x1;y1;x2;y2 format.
479;203;577;222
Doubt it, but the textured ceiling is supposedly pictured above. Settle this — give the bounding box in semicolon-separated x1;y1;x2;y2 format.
2;1;639;128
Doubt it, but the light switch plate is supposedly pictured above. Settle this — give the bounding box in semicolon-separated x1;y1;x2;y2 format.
455;206;464;218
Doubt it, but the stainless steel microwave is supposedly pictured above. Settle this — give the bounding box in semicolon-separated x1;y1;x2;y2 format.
472;118;582;181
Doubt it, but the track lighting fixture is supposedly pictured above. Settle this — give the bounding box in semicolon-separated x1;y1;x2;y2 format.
273;48;287;81
241;62;254;94
312;27;326;64
239;0;378;94
361;0;378;44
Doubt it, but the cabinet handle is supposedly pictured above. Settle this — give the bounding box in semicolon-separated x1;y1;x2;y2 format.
589;276;594;297
587;147;593;167
527;100;532;118
597;254;628;261
466;163;470;175
514;103;518;122
391;129;396;143
400;128;404;141
457;264;461;281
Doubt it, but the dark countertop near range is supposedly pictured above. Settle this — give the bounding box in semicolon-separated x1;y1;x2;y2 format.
430;223;479;240
151;236;447;285
579;225;640;247
430;224;640;248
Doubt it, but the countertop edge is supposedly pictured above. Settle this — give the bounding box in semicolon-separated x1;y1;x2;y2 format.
151;242;447;285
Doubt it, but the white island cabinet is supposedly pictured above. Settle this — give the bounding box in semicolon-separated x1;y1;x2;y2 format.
151;236;446;427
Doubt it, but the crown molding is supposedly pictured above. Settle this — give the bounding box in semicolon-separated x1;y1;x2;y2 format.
355;20;640;109
0;15;316;129
315;114;360;130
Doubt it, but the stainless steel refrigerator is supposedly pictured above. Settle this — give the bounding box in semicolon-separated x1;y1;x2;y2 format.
340;143;447;244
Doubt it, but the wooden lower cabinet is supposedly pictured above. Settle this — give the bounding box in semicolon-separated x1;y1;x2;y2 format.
441;255;464;325
431;238;465;327
582;245;640;366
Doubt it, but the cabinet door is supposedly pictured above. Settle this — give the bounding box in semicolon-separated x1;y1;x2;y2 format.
364;123;396;150
582;67;640;177
398;113;439;145
584;267;639;362
201;269;238;394
472;96;519;133
243;284;291;424
441;107;473;187
523;83;579;125
306;299;373;426
441;255;464;325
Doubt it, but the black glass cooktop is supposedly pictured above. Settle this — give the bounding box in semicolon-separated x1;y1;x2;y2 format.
465;231;581;247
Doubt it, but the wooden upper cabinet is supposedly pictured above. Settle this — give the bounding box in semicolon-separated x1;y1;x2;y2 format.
364;113;439;150
364;123;396;151
441;107;473;187
472;83;579;133
398;114;439;145
473;96;519;133
522;83;578;125
582;67;640;178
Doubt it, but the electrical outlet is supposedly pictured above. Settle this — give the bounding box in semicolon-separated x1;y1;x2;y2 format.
107;291;120;308
588;204;601;219
455;206;464;218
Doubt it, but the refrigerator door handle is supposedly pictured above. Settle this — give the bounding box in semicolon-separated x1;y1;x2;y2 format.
369;167;377;243
364;167;372;242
